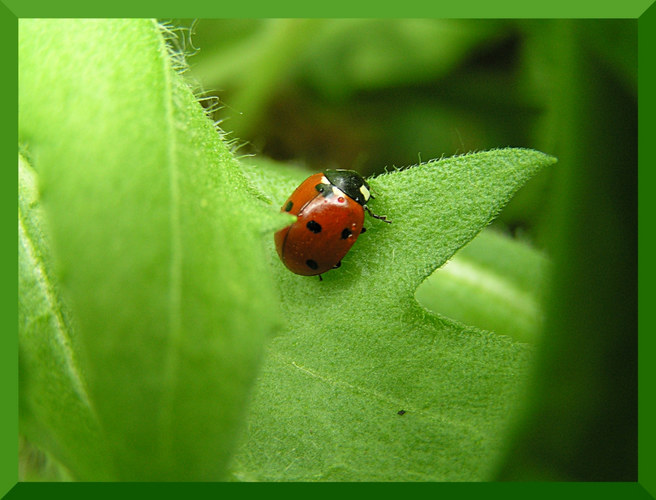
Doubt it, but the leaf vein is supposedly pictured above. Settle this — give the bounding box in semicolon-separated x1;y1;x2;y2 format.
155;19;183;457
281;354;486;439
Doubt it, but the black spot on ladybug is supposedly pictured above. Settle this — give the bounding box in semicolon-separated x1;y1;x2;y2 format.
360;227;367;234
315;183;332;197
397;410;406;416
333;260;341;269
341;228;352;239
307;220;322;233
284;201;293;212
306;259;318;270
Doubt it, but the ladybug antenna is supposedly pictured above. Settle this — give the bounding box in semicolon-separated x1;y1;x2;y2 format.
365;205;392;223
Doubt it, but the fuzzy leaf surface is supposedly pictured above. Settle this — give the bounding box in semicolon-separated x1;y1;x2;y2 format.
18;19;277;480
233;149;555;481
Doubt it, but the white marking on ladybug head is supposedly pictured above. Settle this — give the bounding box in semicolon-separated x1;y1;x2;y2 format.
332;186;344;197
360;184;370;202
321;175;330;184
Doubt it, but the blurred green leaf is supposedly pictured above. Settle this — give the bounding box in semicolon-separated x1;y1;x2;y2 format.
299;19;505;99
19;19;278;480
192;19;503;99
582;20;637;96
232;149;555;481
192;19;327;138
497;20;636;482
19;153;108;480
189;19;507;138
19;438;71;482
416;228;549;343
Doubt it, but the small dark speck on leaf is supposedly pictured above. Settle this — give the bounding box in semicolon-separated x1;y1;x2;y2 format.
397;410;406;416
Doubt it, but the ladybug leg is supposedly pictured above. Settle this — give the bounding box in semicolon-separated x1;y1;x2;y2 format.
365;205;392;223
360;227;367;234
333;261;342;269
318;274;323;281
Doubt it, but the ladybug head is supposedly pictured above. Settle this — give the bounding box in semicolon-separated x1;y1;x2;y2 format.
324;169;371;206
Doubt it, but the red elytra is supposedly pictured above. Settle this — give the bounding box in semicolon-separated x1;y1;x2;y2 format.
275;172;366;276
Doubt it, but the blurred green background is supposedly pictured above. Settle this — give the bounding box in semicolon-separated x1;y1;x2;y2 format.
176;19;635;245
172;18;636;481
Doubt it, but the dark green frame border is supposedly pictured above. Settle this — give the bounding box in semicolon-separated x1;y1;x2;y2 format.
638;1;654;496
2;483;656;499
5;0;650;497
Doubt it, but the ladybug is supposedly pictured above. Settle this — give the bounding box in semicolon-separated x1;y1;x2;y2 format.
275;169;390;277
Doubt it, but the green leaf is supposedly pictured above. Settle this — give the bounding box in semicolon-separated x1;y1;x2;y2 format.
415;228;550;343
497;19;637;482
300;19;505;99
189;20;504;136
18;19;556;482
19;153;108;480
232;149;555;481
19;19;278;480
19;438;72;482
